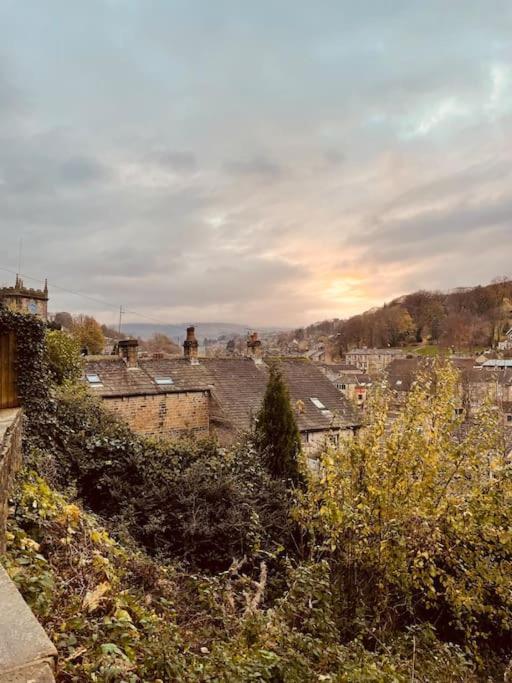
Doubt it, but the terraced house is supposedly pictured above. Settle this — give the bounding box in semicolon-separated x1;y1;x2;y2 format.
82;328;361;453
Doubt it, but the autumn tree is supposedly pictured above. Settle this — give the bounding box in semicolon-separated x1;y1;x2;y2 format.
255;364;303;485
45;329;82;384
299;363;510;663
72;315;105;354
141;332;180;355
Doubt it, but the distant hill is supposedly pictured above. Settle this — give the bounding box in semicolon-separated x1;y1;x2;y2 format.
121;322;288;342
290;278;512;352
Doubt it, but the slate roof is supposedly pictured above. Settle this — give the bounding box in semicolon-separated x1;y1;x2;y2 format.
276;359;360;431
83;355;361;433
346;348;405;356
385;358;428;392
318;362;360;374
385;357;512;391
337;373;372;385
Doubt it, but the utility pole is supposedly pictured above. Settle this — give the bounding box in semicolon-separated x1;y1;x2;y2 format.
17;237;23;276
118;305;123;335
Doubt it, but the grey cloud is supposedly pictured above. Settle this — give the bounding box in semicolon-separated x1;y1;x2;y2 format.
152;150;197;173
1;2;512;325
224;156;283;180
58;156;109;184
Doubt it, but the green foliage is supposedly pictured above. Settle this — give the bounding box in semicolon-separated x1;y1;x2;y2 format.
298;363;511;669
38;386;293;571
45;329;82;384
6;328;510;679
255;364;303;485
0;306;53;444
4;468;476;682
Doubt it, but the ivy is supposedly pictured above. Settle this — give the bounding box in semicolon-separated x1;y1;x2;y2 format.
0;306;56;450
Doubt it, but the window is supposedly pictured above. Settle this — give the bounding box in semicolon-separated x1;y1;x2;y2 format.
155;377;173;385
85;373;103;388
341;384;346;390
321;409;333;419
507;414;512;423
310;397;326;409
455;407;464;416
357;394;363;401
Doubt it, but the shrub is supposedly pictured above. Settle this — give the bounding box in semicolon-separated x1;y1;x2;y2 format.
45;329;82;384
41;386;293;571
255;364;303;485
298;363;511;667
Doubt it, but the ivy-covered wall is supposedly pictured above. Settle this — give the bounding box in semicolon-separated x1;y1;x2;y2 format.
0;410;22;553
0;306;51;448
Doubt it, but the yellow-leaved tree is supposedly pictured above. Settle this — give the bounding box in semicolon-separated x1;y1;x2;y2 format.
298;362;511;665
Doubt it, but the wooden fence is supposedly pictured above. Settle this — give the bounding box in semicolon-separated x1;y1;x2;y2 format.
0;333;18;409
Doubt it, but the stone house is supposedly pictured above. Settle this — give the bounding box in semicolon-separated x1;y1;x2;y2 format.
0;275;48;321
344;348;405;373
498;328;512;351
83;328;361;453
318;363;371;409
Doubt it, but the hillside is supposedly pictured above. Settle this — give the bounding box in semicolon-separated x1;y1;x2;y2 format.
122;322;288;342
292;278;512;352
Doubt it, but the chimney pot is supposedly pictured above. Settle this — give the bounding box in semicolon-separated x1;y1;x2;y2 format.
183;326;199;360
247;331;262;359
118;338;139;368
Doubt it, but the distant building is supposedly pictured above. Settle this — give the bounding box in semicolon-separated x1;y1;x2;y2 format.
498;328;512;351
318;363;371;409
344;348;405;373
385;357;512;427
0;275;48;321
82;327;361;455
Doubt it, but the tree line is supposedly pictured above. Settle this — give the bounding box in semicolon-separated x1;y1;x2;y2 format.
290;276;512;351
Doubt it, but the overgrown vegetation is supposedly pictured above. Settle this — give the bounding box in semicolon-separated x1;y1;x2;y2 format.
2;319;512;680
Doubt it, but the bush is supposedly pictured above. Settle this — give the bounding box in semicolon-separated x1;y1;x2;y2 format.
298;362;511;668
42;386;293;571
45;329;82;384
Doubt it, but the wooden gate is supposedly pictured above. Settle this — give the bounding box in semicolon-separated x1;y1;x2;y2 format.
0;332;18;409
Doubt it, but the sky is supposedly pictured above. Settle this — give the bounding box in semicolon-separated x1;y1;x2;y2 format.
0;1;511;328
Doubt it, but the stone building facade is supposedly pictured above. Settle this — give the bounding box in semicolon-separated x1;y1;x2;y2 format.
0;275;49;321
83;329;361;452
103;391;210;439
344;348;405;373
318;363;371;409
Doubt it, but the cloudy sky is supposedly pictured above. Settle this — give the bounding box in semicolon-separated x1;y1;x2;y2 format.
1;1;511;327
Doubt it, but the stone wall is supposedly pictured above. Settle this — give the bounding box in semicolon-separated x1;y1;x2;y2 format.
103;391;210;439
0;409;22;554
0;408;57;682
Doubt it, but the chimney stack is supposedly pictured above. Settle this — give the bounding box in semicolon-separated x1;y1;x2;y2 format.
118;338;139;368
183;326;199;360
247;331;262;360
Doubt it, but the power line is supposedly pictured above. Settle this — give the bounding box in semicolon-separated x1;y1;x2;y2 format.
0;265;172;328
